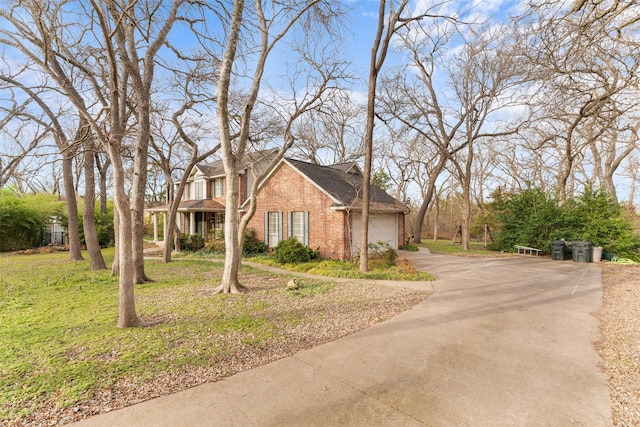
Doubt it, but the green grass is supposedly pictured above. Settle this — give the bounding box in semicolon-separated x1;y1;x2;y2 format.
0;248;432;424
0;250;293;422
420;239;504;256
246;256;434;281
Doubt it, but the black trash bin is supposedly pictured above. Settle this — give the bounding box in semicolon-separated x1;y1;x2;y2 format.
551;241;565;261
571;241;592;263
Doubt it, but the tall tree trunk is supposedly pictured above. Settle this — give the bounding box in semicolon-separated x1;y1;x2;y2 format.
131;92;152;282
461;180;472;251
110;151;140;328
83;138;107;270
218;167;246;293
432;198;440;241
96;154;109;215
412;156;447;243
111;208;120;276
62;152;84;260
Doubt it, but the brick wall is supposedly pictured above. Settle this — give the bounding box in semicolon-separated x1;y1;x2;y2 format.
247;162;349;260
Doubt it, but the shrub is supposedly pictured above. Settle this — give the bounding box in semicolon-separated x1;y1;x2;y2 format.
179;234;205;252
563;186;640;259
0;188;67;251
243;229;267;256
273;237;317;264
203;238;225;253
486;187;561;252
368;241;397;268
485;186;640;260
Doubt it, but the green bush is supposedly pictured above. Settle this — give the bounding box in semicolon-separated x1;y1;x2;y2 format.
273;237;318;264
486;186;640;260
563;186;639;259
180;234;205;252
486;187;561;252
0;188;67;251
368;241;398;268
243;229;267;256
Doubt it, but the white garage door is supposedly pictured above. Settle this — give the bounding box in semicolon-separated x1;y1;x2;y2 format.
352;213;398;253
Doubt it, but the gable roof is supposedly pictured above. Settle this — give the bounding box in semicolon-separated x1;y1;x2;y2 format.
284;158;407;212
327;162;362;176
196;149;279;179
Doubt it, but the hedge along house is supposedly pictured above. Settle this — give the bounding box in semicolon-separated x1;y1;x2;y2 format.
243;158;409;260
145;150;276;248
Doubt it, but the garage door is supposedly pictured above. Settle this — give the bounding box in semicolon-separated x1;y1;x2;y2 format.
352;213;398;253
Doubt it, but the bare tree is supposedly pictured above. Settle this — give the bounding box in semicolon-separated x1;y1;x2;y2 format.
289;91;365;165
516;0;640;201
0;75;87;260
79;122;107;270
213;0;348;293
0;91;44;188
361;0;427;271
0;0;196;327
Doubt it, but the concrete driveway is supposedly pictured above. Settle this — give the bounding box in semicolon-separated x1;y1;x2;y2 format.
72;250;611;426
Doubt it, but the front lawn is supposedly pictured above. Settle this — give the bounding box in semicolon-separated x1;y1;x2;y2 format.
0;249;429;425
420;239;506;256
246;256;434;281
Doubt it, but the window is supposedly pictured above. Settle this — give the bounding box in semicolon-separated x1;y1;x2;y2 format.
193;181;203;199
288;211;309;246
213;177;224;198
185;183;191;200
264;212;282;247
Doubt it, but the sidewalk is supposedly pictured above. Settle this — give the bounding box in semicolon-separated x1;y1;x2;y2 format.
72;251;611;426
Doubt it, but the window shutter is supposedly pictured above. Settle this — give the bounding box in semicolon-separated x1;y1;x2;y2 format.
278;212;283;243
304;211;309;247
287;212;292;238
264;212;269;246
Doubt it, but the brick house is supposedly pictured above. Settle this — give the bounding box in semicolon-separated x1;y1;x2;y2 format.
147;152;409;260
245;158;408;259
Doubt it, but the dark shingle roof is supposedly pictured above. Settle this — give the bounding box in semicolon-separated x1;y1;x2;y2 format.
197;149;279;178
285;158;407;211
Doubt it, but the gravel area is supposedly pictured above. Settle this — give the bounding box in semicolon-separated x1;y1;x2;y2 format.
597;262;640;426
13;277;430;426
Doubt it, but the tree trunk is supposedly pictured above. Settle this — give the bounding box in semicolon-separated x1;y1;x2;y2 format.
83;139;106;270
132;99;152;283
433;198;440;241
96;154;109;215
111;152;140;328
217;169;246;294
461;185;472;251
111;208;120;276
62;153;84;260
412;156;448;243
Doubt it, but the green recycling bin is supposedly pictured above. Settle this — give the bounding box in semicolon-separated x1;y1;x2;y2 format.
551;241;565;261
571;241;592;263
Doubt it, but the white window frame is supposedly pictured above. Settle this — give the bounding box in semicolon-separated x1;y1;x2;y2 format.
193;181;204;199
264;211;282;247
288;211;309;246
213;177;224;198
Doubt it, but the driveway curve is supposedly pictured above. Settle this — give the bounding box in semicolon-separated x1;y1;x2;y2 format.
73;249;611;426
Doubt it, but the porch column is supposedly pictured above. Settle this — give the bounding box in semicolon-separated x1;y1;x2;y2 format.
153;213;158;243
163;212;168;242
190;212;195;235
